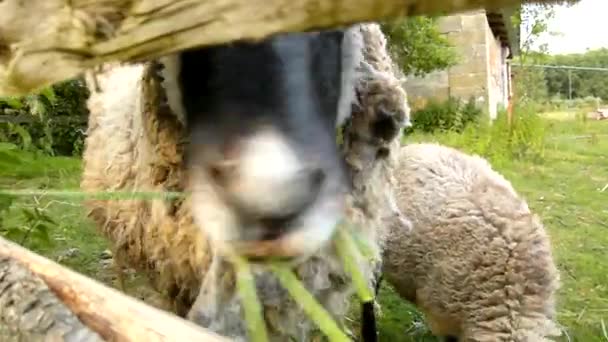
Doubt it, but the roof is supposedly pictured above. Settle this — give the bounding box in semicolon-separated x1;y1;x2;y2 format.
486;7;521;58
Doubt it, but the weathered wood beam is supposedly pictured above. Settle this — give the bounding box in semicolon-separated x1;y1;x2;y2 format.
0;0;565;96
0;236;230;341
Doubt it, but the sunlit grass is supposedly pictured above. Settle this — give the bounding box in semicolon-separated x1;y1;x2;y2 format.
0;146;370;341
372;117;608;341
1;116;607;341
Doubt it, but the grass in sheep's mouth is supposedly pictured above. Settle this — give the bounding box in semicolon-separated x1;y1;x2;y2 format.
334;224;374;303
1;188;375;342
269;263;351;342
265;223;375;342
230;254;270;342
226;221;376;342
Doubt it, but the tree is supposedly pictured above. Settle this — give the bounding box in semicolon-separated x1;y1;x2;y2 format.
543;49;608;100
0;78;89;156
510;0;580;104
381;16;458;77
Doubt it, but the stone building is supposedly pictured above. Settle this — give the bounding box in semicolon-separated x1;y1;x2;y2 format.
405;9;520;120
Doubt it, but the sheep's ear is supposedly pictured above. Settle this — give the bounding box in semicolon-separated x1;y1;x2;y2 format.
371;109;400;142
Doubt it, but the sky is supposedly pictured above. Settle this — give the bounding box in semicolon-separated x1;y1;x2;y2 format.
535;0;608;55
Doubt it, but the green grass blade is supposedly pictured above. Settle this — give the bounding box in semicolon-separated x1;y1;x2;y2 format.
0;189;186;201
334;227;374;303
346;223;376;261
232;256;269;342
270;264;351;342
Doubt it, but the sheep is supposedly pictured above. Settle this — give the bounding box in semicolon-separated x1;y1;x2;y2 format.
158;29;353;263
380;142;561;342
339;23;412;341
80;23;410;341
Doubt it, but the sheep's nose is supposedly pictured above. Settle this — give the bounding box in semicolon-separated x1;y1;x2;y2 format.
204;127;328;233
256;168;325;238
277;167;326;216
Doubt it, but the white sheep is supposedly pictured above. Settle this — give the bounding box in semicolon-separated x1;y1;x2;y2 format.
381;142;561;342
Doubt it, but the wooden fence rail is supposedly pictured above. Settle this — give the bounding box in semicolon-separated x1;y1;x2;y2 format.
0;236;230;341
0;0;564;96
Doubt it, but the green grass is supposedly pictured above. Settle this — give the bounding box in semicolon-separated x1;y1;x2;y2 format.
1;116;607;341
0;145;154;300
541;111;578;121
0;147;107;272
374;117;608;341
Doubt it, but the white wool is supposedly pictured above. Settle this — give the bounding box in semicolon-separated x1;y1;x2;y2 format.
337;25;365;127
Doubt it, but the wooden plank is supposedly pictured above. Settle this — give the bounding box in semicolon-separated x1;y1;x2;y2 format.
0;236;231;342
0;0;564;96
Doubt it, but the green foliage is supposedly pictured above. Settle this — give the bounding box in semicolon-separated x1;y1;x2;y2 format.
407;97;482;134
514;48;608;105
511;1;582;104
512;56;550;105
0;96;24;110
0;78;89;156
1;207;56;248
406;104;547;168
381;16;458;77
0;145;56;248
0;193;15;236
544;48;608;101
6;123;34;151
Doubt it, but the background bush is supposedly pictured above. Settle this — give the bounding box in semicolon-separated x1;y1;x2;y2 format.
0;78;90;156
407;96;483;133
404;103;548;168
381;16;458;77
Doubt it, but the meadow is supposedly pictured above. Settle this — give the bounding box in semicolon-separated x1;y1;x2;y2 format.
377;112;608;341
1;112;606;341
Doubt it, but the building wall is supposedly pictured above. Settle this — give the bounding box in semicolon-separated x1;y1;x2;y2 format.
404;10;512;119
486;23;511;120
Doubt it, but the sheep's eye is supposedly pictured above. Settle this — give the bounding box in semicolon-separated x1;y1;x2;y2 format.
376;147;390;160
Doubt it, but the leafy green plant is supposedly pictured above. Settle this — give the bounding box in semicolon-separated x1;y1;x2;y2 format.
381;16;458;77
408;96;482;133
1;207;56;248
506;106;547;162
460;97;483;126
0;96;24;110
0;194;15;233
406;104;547;168
0;78;89;156
6;123;34;151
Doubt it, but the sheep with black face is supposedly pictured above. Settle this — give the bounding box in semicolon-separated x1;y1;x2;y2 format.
81;23;407;340
158;30;356;262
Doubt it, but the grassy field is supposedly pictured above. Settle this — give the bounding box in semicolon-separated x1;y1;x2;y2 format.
377;116;608;341
0;115;607;341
